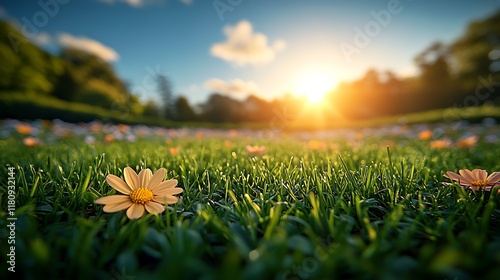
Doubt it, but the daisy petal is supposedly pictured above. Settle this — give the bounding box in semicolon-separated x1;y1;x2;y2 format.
458;169;474;183
154;179;178;193
106;174;132;194
94;195;130;204
472;169;487;181
103;201;133;212
147;168;167;190
155;187;183;196
486;172;500;184
443;171;463;182
126;203;145;219
154;195;179;205
124;167;139;190
145;201;165;214
138;169;153;189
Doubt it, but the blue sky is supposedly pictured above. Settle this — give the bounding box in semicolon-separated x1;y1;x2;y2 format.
1;0;499;105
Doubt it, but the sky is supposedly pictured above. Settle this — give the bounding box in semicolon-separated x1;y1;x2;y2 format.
1;0;499;105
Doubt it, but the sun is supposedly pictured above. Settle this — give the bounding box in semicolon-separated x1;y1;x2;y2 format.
294;71;336;103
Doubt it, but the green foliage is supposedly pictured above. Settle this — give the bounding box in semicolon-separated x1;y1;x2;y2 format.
452;10;500;81
0;20;144;116
451;9;500;103
174;96;196;122
0;21;63;95
74;79;125;109
59;48;127;94
51;63;80;101
156;74;174;120
199;94;281;123
142;100;162;118
0;93;173;126
58;48;144;113
199;93;242;122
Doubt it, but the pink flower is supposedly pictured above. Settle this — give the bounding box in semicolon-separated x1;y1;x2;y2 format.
443;169;500;191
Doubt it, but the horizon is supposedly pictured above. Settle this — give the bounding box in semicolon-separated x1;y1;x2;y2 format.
1;0;499;106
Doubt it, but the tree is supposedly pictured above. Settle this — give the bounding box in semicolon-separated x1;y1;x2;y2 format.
59;48;127;93
413;42;456;109
199;93;244;123
332;69;385;119
451;10;500;103
52;63;79;101
55;48;144;113
241;95;274;122
156;74;176;120
174;96;196;121
142;100;162;118
0;20;63;95
0;20;147;118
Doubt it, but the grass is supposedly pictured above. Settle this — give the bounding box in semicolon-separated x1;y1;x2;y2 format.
1;122;500;279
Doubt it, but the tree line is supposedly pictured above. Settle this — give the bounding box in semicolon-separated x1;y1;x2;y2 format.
331;10;500;119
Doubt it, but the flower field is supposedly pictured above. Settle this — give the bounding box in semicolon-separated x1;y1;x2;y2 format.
1;119;500;279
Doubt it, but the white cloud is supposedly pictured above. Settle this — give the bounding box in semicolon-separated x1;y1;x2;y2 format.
97;0;164;7
32;32;52;46
57;33;119;61
0;6;6;18
211;20;286;67
204;78;261;97
180;0;193;5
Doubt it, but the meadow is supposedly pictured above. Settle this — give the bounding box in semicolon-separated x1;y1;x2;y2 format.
1;119;500;280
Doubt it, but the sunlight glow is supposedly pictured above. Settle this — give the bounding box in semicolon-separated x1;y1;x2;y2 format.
294;71;336;103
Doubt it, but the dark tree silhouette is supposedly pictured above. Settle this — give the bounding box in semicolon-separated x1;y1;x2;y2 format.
174;96;196;121
156;74;176;120
451;10;500;104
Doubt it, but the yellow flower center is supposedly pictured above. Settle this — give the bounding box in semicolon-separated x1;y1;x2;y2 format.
129;188;153;204
471;180;488;188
